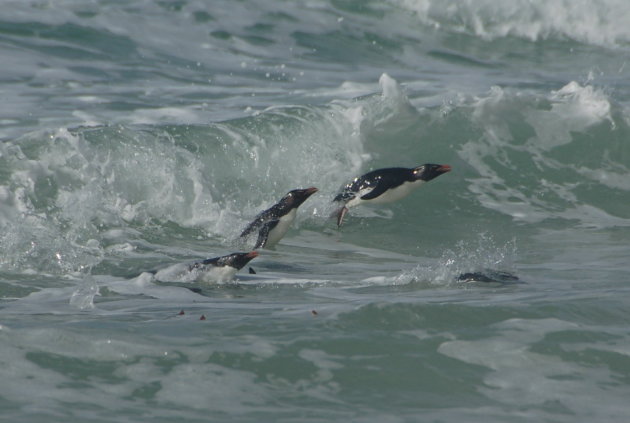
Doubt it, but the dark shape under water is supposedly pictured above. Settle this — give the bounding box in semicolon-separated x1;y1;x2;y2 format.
457;269;520;284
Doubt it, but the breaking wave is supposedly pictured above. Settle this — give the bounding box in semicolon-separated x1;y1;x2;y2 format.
397;0;630;47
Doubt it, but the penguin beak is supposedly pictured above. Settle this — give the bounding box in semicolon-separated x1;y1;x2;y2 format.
305;187;318;196
246;251;259;259
437;165;452;173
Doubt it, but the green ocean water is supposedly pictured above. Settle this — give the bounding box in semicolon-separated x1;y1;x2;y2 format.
1;1;630;422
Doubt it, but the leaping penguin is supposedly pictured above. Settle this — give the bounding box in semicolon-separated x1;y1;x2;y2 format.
240;187;318;249
333;164;451;226
153;251;259;284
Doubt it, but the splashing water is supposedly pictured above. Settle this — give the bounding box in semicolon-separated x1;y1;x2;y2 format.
396;234;517;286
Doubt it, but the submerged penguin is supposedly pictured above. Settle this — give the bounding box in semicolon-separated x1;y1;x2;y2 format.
153;251;258;284
333;164;451;226
239;187;318;249
457;269;520;284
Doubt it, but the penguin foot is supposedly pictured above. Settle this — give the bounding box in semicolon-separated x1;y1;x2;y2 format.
335;206;349;227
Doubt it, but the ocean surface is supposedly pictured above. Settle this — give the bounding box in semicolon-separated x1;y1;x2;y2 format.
1;1;630;421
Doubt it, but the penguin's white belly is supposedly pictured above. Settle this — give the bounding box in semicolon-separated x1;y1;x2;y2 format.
197;265;238;284
265;208;296;247
348;180;424;208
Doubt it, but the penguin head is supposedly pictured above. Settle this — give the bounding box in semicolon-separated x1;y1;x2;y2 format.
279;187;318;209
216;251;259;270
412;164;451;182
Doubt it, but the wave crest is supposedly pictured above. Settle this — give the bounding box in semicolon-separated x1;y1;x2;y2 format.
459;81;630;226
397;0;630;47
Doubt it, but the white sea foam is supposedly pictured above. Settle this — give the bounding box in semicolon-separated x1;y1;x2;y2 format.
155;362;268;412
397;0;630;47
0;72;415;276
0;322;272;417
527;81;613;150
103;273;203;301
394;234;517;286
2;1;630;421
438;318;630;418
125;106;206;125
577;166;630;191
459;82;629;227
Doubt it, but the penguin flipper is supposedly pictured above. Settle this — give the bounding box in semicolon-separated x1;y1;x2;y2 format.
360;182;391;200
333;191;354;203
240;206;277;239
254;220;279;249
239;218;260;239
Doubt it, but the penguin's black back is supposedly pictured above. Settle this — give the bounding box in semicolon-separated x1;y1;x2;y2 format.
334;167;414;202
239;188;317;242
239;206;282;240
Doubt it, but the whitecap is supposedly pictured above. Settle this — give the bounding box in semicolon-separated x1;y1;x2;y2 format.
526;81;613;150
397;0;630;48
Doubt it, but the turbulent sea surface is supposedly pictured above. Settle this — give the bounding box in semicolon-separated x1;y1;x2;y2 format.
2;1;630;422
